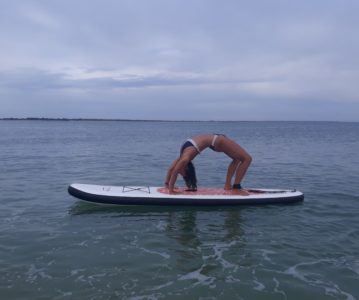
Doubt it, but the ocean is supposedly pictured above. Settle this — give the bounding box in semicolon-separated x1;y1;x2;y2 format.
0;120;358;299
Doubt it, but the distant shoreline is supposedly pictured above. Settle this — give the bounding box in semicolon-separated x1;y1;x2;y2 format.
0;117;356;123
0;117;237;122
0;117;170;122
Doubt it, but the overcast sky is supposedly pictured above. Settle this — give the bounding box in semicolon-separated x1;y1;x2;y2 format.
1;0;358;121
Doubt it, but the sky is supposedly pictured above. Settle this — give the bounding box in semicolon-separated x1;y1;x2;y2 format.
1;0;359;121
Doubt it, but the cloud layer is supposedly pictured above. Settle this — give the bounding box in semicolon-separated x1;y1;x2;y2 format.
1;0;359;120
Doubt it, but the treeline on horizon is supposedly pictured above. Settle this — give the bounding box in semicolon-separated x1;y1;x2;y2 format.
0;117;169;122
0;117;249;122
0;118;352;123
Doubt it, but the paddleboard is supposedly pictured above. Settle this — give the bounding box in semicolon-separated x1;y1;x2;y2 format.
68;184;304;206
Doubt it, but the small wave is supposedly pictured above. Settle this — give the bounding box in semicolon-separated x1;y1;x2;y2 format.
75;272;107;287
273;277;287;299
26;264;52;283
178;265;216;287
252;269;265;291
325;285;356;300
139;247;170;259
283;259;356;300
155;220;167;231
212;243;238;271
258;249;276;264
70;268;86;276
202;240;239;271
74;240;89;247
53;290;73;300
127;294;159;300
149;280;174;291
225;275;241;283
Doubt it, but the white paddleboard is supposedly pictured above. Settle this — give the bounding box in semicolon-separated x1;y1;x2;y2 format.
68;184;304;206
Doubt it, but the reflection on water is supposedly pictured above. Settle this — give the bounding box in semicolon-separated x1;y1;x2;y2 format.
67;202;254;297
69;201;246;215
165;209;247;279
166;211;202;272
70;201;247;275
224;210;245;241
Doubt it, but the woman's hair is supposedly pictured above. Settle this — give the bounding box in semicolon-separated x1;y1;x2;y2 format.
183;161;197;191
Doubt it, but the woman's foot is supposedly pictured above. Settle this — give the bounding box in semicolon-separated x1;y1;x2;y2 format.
232;183;242;189
224;184;232;190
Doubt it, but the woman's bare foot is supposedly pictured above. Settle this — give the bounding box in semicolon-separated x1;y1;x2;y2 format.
224;184;232;190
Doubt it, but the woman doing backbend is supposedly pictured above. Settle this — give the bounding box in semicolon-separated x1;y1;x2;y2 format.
165;134;252;194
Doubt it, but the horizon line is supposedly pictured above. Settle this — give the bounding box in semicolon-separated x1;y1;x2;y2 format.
0;117;357;123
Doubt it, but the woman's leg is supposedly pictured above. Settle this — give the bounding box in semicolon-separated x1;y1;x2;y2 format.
216;136;252;189
224;159;240;190
233;155;252;186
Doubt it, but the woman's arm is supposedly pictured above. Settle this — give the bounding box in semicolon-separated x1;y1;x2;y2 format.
165;157;180;187
168;157;189;193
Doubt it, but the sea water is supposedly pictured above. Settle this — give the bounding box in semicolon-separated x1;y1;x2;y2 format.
0;120;358;299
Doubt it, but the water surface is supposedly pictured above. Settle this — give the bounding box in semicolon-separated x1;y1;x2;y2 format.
0;120;358;299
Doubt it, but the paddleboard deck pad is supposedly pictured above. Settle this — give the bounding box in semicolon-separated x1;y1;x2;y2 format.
68;184;304;206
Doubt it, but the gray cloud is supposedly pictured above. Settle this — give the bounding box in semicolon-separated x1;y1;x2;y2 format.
1;0;359;120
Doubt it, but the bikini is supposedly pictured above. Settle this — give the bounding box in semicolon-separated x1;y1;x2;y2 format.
209;134;226;151
180;139;201;154
209;133;242;189
181;134;226;154
180;134;242;189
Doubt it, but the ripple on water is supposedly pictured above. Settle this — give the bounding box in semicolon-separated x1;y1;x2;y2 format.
281;259;357;300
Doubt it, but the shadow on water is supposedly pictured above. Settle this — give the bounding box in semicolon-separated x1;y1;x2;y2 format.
68;200;304;216
69;201;246;215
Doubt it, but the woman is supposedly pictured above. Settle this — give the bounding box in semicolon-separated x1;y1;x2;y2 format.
165;134;252;194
